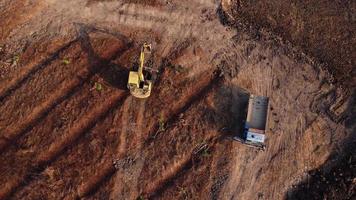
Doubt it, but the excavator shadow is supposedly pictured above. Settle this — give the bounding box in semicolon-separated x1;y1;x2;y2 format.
75;22;133;90
98;62;130;90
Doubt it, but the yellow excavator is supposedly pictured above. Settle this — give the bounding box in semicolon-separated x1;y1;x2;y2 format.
127;43;152;98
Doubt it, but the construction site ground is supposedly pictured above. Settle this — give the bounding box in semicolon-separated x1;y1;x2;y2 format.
0;0;355;199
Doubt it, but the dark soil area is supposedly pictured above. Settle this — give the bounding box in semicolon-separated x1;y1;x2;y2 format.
288;147;356;200
222;0;356;90
288;91;356;200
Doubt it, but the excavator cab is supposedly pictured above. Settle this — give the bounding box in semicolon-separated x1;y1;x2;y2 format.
127;43;152;98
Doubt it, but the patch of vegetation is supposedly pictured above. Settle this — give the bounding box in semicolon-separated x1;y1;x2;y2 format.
202;148;211;157
94;82;103;91
11;55;20;66
62;58;70;65
178;186;189;200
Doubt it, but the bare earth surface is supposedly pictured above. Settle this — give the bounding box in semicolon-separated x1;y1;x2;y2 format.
0;0;354;200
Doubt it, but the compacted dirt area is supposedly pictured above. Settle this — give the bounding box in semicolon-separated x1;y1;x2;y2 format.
0;0;354;200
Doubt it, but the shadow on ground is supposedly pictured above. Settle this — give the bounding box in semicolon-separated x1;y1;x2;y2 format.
76;23;132;90
211;82;250;138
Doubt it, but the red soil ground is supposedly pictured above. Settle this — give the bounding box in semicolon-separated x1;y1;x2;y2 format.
0;0;354;199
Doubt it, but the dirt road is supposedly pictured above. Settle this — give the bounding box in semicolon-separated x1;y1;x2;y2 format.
0;0;354;199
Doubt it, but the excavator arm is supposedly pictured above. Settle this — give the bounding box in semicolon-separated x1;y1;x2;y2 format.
138;43;151;82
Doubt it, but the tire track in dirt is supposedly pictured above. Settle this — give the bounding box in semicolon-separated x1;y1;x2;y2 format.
207;141;233;200
117;0;214;23
0;38;77;101
119;97;131;150
83;2;228;40
147;72;222;143
152;138;222;200
223;51;275;199
74;69;221;199
76;96;144;199
128;70;221;197
0;91;129;200
141;77;223;198
129;100;147;200
144;152;193;196
135;100;146;150
225;43;336;199
109;97;147;200
74;97;136;200
76;161;117;199
74;37;214;197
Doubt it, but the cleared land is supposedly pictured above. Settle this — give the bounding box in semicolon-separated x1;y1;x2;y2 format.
0;0;354;199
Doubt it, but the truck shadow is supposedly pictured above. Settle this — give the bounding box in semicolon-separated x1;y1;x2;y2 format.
210;83;250;138
286;90;356;200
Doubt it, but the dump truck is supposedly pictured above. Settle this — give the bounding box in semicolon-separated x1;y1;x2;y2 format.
234;95;269;150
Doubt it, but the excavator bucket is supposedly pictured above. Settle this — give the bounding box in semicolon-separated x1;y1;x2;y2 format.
127;43;153;98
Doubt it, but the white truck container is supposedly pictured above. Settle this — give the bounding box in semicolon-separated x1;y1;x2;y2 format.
234;95;269;150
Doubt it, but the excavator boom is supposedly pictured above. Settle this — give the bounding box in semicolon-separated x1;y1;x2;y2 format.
138;44;150;82
138;48;145;81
